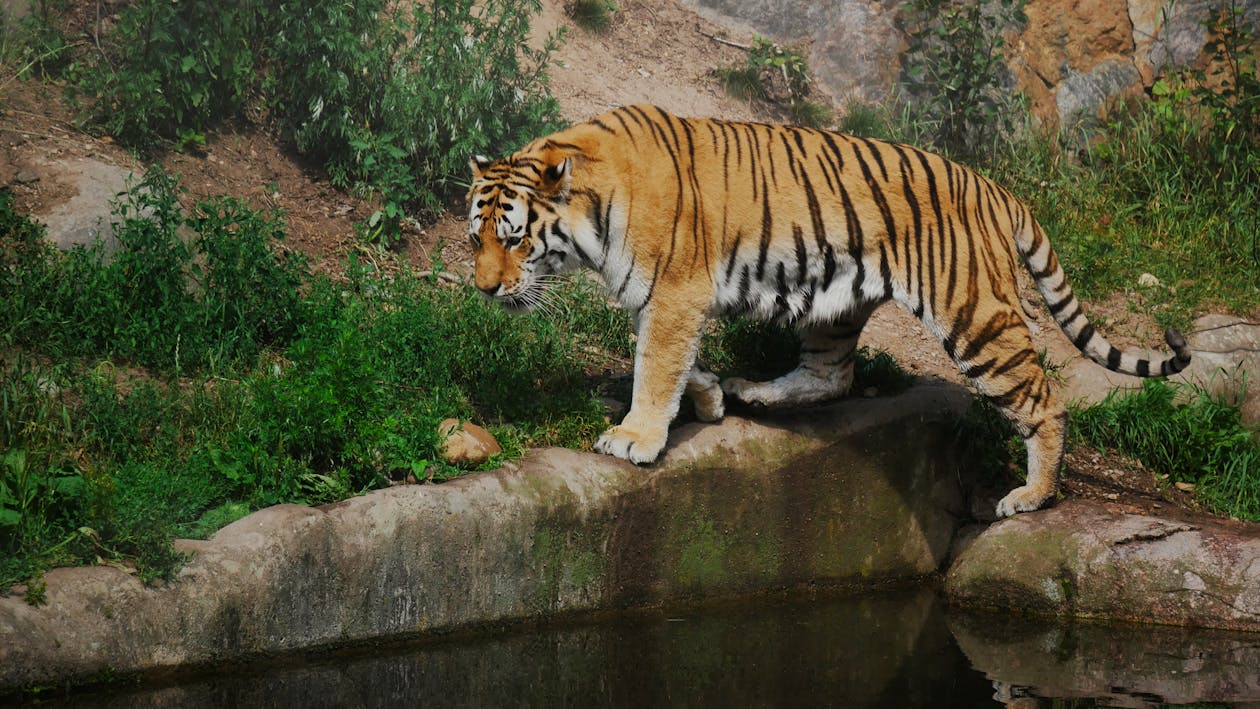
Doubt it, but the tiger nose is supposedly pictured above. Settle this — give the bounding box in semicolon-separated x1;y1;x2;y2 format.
477;283;499;296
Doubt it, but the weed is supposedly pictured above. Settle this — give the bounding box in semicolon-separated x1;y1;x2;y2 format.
787;99;833;130
715;65;766;102
899;0;1027;162
22;577;46;606
954;398;1025;490
716;36;830;127
854;347;916;395
1036;348;1067;385
566;0;617;33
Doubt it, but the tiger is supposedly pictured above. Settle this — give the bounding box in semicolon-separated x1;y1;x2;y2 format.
466;104;1192;518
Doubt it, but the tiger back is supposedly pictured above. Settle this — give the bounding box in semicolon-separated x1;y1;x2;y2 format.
467;104;1191;518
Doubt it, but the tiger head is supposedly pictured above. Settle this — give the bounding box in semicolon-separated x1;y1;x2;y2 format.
467;148;580;312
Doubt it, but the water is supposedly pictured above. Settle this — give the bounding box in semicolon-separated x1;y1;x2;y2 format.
44;589;1260;708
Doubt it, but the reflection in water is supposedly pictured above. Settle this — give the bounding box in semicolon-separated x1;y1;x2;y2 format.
951;611;1260;708
51;590;1260;708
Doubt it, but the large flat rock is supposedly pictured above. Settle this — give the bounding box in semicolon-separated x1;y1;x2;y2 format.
945;499;1260;632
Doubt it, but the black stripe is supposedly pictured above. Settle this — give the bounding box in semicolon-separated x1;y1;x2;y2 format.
801;170;827;253
1030;256;1056;280
1071;323;1096;351
1106;347;1123;371
858;137;889;181
958;313;1009;364
737;264;752;307
793;225;808;286
962;358;997;379
615;256;637;299
724;229;744;283
822;244;837;289
756;189;772;280
1047;293;1074;317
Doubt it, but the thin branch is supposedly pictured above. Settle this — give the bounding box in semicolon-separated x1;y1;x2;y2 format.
696;26;750;51
414;269;466;286
94;0;115;73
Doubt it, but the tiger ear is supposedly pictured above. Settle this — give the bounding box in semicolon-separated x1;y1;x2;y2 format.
541;157;571;193
470;155;493;178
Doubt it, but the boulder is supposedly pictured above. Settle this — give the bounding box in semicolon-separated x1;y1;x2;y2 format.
1059;313;1260;428
682;0;904;104
438;418;502;466
684;0;1256;135
1182;314;1260;429
28;157;137;257
945;499;1260;632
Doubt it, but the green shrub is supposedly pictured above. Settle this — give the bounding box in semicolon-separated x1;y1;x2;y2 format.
0;359;85;586
1;168;307;373
187;197;307;366
0;189;57;342
79;0;264;150
0;0;74;82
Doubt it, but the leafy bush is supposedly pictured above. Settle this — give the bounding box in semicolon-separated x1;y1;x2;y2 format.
74;0;564;244
79;0;264;150
899;0;1026;161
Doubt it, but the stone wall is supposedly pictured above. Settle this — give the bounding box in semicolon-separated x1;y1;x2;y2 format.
683;0;1260;132
0;384;975;692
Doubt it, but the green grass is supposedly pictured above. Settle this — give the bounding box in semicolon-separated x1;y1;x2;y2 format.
840;94;1260;330
1072;380;1259;521
714;66;767;102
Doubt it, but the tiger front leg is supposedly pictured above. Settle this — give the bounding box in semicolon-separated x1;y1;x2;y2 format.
594;298;709;464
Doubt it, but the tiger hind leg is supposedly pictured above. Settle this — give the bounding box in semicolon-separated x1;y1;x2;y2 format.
685;364;724;422
945;313;1067;517
722;311;871;408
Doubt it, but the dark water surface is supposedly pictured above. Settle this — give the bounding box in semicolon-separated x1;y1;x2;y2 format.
50;589;1260;708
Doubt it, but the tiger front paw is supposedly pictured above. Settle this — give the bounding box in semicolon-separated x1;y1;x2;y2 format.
995;484;1055;518
594;424;667;464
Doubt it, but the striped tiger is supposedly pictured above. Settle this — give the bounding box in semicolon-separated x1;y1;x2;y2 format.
467;104;1191;517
